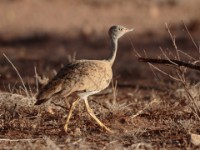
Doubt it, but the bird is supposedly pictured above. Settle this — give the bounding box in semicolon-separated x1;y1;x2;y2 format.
35;25;133;133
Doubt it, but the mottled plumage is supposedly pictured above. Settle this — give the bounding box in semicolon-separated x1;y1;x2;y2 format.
35;60;112;105
35;25;133;133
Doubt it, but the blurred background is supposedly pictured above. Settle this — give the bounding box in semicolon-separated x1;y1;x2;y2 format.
0;0;200;91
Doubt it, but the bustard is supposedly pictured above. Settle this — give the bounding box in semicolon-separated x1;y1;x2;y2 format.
35;25;133;133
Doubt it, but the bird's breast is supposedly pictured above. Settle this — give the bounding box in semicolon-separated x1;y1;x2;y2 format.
76;61;112;92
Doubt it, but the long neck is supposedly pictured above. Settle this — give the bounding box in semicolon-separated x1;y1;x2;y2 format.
108;37;118;66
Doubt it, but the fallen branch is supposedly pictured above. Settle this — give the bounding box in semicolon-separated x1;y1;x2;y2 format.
138;57;200;72
0;138;42;142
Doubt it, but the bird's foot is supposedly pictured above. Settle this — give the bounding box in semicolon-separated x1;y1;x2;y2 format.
47;106;55;115
104;126;114;133
64;124;69;133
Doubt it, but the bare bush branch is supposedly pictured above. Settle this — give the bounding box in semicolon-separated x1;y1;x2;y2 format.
138;57;200;71
165;23;180;60
182;21;198;51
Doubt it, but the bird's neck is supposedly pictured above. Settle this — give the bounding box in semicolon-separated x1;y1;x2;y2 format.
108;37;118;66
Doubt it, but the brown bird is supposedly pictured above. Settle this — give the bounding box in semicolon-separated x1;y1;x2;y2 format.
35;25;133;133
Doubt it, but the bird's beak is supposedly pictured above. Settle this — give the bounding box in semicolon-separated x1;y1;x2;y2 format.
126;28;134;32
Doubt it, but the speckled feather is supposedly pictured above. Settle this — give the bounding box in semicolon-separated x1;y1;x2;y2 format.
35;25;133;106
35;60;112;105
35;25;133;133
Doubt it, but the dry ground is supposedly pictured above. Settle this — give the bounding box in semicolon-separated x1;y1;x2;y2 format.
0;0;200;149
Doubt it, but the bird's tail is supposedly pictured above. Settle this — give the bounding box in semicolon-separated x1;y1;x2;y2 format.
35;98;48;105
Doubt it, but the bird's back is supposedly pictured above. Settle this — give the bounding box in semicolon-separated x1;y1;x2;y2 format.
35;60;112;105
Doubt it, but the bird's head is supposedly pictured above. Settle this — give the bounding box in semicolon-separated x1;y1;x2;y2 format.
108;25;133;39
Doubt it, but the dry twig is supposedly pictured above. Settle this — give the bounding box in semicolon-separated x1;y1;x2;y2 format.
3;53;30;97
138;57;200;72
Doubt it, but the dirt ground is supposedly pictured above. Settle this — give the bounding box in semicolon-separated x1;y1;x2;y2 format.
0;0;200;149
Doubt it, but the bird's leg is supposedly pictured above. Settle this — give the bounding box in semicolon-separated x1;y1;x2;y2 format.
47;106;55;114
64;98;80;132
84;99;113;133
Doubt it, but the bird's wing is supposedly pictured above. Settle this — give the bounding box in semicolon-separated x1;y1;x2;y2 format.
35;60;112;105
35;62;79;105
